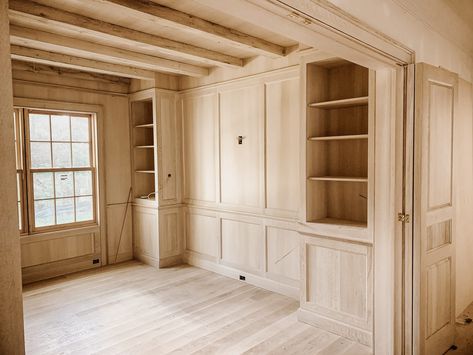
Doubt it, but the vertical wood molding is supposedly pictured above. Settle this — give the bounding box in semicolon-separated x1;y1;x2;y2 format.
0;0;25;352
373;68;397;355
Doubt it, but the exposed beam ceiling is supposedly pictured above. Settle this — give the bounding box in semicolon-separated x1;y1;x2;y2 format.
9;0;243;68
11;45;156;80
10;25;208;77
104;0;286;58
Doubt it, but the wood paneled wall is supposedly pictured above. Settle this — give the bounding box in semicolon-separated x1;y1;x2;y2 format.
0;1;25;352
12;66;133;281
455;79;473;315
180;68;301;297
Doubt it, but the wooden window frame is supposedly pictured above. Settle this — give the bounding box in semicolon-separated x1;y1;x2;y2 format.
15;107;99;234
13;108;28;234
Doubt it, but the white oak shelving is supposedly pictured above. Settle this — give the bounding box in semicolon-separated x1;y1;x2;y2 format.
308;176;368;182
308;96;368;109
305;60;369;228
308;134;368;141
135;123;154;128
135;170;155;174
130;97;157;201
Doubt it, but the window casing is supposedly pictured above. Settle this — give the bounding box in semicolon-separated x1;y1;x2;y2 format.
14;108;98;233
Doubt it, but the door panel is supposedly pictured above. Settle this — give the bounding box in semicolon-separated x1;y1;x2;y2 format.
414;63;458;355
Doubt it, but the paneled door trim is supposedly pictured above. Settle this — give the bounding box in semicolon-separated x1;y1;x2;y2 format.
413;63;458;355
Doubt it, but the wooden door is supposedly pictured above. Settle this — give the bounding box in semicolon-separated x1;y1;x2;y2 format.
413;63;458;355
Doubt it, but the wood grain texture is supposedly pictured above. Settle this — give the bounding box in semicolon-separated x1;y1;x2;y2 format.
181;93;219;204
11;45;156;80
22;261;372;355
0;0;25;352
9;0;243;67
414;63;458;355
219;85;264;208
10;25;208;77
104;0;286;57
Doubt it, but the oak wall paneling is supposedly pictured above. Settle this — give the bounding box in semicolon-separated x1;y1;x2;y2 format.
13;98;111;281
265;76;300;217
220;216;265;274
0;2;25;350
181;92;219;205
181;67;301;299
219;84;265;209
185;208;219;259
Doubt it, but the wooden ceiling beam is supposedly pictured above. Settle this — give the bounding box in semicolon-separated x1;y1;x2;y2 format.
9;0;243;68
10;25;209;77
10;45;156;80
104;0;286;58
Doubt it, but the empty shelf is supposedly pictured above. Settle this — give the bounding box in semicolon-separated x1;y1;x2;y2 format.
135;123;153;128
308;176;368;182
308;134;368;141
135;145;154;149
135;170;155;174
310;217;367;229
308;96;368;109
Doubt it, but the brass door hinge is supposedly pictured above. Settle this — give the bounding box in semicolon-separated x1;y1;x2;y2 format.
398;213;410;223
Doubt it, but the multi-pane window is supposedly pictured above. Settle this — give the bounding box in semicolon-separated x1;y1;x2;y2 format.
13;109;26;232
14;108;97;233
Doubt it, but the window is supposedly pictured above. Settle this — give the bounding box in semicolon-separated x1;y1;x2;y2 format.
13;108;26;232
14;108;97;233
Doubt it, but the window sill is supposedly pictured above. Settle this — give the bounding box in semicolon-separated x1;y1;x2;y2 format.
20;224;100;244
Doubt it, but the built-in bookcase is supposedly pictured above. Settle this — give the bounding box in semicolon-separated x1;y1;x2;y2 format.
306;60;370;228
131;97;157;201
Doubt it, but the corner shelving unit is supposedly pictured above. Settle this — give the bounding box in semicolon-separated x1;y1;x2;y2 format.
305;59;371;230
130;97;157;202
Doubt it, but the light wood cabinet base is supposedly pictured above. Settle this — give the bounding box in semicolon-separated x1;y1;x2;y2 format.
298;308;372;347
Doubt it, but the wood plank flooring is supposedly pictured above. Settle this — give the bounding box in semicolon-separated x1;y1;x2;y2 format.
447;301;473;354
23;261;372;355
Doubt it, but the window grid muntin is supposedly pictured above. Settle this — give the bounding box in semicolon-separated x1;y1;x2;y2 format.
26;109;96;232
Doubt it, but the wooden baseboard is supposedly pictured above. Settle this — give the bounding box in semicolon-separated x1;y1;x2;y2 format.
184;251;299;300
22;254;101;284
159;254;183;268
133;251;159;268
108;250;133;265
298;308;373;347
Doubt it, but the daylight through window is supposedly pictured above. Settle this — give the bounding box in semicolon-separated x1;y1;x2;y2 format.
14;108;97;232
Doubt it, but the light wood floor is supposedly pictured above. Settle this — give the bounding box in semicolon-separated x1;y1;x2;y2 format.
23;261;372;355
447;301;473;355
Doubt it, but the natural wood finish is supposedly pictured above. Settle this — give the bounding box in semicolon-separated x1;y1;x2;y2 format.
308;134;368;141
0;0;25;351
22;261;371;355
265;77;300;215
308;176;368;182
133;205;159;266
220;85;264;208
11;45;156;80
9;0;243;68
300;234;373;346
308;96;369;109
10;25;209;78
305;60;370;227
221;218;264;273
130;97;156;200
104;0;286;58
13;83;129;277
181;92;218;204
413;63;458;355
